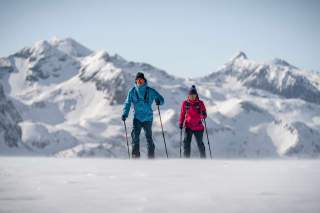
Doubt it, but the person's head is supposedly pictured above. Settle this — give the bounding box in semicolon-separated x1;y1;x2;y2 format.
188;85;198;100
135;72;146;86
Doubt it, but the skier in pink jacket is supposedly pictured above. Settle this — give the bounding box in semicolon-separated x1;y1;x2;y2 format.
179;85;207;158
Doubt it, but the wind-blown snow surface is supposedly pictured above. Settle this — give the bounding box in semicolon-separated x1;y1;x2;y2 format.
0;158;319;213
1;37;320;158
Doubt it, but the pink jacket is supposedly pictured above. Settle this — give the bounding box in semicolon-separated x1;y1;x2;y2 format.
179;97;207;131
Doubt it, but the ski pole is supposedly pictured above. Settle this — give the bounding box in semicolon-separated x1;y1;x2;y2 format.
180;128;182;158
180;107;188;158
180;122;185;158
157;105;169;158
203;118;213;159
123;120;131;159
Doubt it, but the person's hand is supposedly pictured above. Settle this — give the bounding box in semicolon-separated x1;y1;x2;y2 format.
121;115;126;121
155;99;161;105
201;111;207;119
179;124;183;130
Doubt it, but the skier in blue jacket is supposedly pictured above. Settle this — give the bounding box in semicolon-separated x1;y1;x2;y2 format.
122;72;164;158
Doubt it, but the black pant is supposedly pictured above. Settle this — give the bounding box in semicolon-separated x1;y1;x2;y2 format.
183;128;206;158
131;119;155;158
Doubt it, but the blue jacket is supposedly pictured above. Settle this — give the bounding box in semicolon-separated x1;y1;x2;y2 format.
122;82;164;122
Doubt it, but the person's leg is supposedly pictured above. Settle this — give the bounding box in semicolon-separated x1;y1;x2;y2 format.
194;130;206;158
131;119;142;158
143;120;155;159
183;128;193;158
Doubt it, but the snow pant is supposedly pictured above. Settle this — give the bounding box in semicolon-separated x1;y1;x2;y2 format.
131;118;155;158
183;128;206;158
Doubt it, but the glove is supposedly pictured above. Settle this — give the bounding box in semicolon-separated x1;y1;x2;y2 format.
179;124;183;130
121;115;126;121
155;99;161;105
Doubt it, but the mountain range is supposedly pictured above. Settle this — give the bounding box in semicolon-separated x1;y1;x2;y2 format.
1;37;320;158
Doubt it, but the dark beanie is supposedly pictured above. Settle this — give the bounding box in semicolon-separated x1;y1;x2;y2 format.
189;85;198;95
135;72;146;81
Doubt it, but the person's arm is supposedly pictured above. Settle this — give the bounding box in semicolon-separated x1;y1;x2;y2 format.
200;101;207;119
153;89;164;105
122;89;132;119
179;101;186;127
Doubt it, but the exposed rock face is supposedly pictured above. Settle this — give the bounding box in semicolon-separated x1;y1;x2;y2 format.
79;51;133;105
0;83;23;148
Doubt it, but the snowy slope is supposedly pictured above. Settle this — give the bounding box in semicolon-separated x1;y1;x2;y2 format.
1;158;320;213
0;38;320;158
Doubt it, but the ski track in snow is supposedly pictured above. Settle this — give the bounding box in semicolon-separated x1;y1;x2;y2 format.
0;157;319;213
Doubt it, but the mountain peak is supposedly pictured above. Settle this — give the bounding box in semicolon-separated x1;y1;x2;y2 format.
92;50;110;61
31;40;53;53
49;37;92;57
270;58;297;69
230;51;248;61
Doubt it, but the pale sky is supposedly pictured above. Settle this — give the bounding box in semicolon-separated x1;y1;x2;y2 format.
0;0;319;77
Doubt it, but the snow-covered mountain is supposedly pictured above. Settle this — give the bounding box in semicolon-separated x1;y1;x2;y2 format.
1;38;320;158
204;51;320;104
